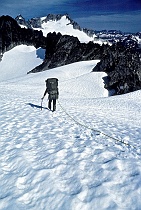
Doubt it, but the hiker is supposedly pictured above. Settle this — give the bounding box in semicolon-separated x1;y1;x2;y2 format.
41;78;59;112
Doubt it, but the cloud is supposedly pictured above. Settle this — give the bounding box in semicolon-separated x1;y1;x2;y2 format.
0;0;69;18
0;0;140;32
69;0;141;13
74;11;141;33
0;0;67;7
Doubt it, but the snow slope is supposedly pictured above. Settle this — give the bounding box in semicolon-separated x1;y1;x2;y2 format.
0;45;141;210
0;45;45;82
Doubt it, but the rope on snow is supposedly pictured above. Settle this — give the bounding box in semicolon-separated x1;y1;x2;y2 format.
58;100;138;151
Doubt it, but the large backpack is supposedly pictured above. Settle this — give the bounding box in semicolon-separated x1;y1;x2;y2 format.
46;78;59;99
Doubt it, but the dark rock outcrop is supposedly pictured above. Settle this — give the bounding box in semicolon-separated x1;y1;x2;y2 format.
93;41;141;95
0;15;46;55
28;32;103;73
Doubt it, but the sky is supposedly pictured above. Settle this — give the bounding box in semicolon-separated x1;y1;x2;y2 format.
0;0;141;33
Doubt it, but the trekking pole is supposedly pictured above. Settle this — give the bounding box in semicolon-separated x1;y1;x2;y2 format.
41;98;43;110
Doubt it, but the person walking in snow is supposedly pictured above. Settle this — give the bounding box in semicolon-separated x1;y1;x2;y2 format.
41;78;59;112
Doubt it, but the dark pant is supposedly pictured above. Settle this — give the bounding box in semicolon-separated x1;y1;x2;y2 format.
48;99;56;111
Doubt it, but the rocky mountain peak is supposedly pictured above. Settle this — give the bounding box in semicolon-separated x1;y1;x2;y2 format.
15;14;31;28
15;14;96;40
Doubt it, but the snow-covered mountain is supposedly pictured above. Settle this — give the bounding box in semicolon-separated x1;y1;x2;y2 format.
15;14;99;44
95;30;141;45
0;44;141;210
15;14;141;46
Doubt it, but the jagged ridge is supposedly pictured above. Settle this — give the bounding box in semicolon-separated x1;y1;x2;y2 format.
0;15;46;54
0;15;141;96
15;14;95;39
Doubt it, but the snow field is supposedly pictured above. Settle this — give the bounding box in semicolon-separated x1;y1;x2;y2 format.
1;95;140;210
0;45;45;82
0;45;141;210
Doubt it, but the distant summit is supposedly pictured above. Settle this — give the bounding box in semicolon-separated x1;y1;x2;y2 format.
15;14;98;44
15;14;31;29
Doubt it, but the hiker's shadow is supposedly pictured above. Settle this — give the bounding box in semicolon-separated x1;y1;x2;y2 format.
26;103;49;110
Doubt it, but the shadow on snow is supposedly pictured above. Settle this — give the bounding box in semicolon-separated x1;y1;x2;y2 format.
26;103;49;110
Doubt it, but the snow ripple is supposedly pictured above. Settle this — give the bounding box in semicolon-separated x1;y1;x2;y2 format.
0;95;141;210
